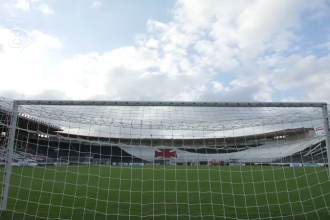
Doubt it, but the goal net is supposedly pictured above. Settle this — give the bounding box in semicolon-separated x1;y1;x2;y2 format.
0;97;329;220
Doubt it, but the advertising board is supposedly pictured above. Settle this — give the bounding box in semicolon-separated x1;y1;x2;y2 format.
303;163;318;167
290;163;303;167
129;163;144;165
117;163;128;165
29;163;38;166
17;161;29;166
230;163;246;166
54;162;70;166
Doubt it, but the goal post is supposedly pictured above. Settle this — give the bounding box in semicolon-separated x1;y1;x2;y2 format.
0;99;330;220
322;105;330;178
0;101;18;210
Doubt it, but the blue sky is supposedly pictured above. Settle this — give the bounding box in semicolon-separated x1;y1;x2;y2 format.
0;0;330;102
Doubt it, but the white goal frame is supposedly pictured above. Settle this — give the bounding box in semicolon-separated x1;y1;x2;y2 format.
1;100;330;211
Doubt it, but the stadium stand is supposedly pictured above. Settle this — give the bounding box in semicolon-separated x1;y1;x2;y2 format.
0;105;328;165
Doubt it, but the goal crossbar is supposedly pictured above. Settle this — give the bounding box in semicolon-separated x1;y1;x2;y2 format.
14;100;327;107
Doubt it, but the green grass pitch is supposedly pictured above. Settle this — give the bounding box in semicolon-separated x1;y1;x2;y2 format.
0;165;329;220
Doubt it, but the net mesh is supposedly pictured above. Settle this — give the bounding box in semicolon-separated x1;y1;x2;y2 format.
0;97;329;220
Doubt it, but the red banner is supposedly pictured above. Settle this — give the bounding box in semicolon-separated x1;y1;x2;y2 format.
155;149;177;158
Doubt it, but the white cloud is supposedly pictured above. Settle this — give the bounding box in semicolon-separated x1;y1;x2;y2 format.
281;97;300;102
212;81;225;93
0;26;61;96
145;39;159;48
273;54;330;101
13;0;30;11
91;1;102;8
10;0;54;14
38;4;54;14
188;0;324;60
326;34;330;51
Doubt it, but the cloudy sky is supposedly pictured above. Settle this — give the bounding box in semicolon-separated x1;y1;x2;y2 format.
1;0;330;103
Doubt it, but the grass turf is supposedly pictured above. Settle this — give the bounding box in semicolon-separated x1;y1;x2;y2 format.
0;165;329;220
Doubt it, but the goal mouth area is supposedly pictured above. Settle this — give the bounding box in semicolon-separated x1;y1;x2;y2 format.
1;98;328;159
0;98;329;220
